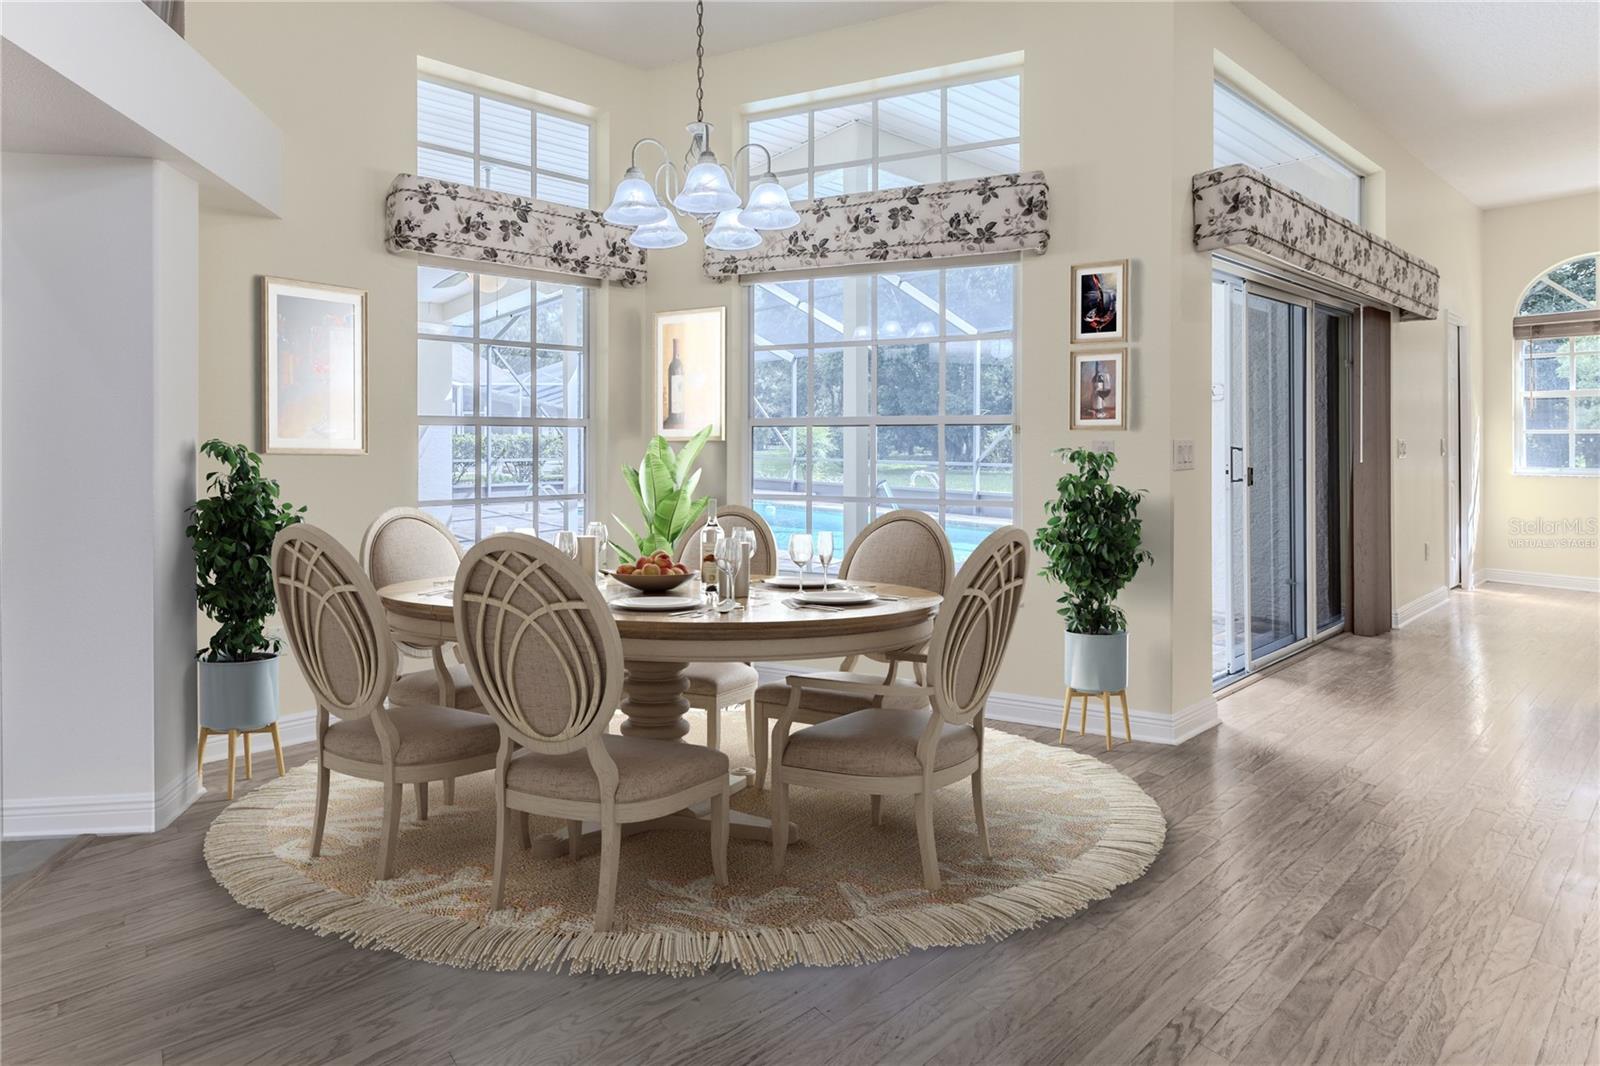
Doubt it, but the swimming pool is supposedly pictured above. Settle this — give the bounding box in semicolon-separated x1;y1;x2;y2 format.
751;499;1012;564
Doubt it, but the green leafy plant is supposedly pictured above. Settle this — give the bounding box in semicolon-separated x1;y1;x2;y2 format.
1034;447;1153;635
186;439;305;662
612;425;713;560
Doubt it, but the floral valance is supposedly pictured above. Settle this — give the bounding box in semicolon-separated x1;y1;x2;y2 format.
1192;164;1438;321
384;174;646;286
703;171;1050;281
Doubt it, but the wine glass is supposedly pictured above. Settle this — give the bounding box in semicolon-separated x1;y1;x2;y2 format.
554;529;578;559
714;535;739;612
585;520;610;572
815;530;834;587
788;532;813;593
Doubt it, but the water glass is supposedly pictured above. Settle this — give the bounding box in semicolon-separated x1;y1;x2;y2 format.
554;529;578;559
585;521;610;569
788;533;813;592
816;530;834;587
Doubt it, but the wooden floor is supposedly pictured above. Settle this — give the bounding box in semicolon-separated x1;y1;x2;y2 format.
3;583;1597;1065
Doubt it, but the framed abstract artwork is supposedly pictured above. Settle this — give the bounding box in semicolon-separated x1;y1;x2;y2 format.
260;276;367;454
1072;259;1130;344
653;306;726;441
1069;348;1129;431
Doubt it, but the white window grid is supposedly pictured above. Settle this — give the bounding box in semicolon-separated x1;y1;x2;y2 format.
417;272;591;541
745;70;1021;200
416;76;593;207
1514;335;1600;476
748;268;1019;543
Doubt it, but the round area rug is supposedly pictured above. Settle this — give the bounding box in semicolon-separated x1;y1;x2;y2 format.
205;718;1165;976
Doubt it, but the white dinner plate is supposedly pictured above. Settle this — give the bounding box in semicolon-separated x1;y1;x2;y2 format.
611;594;702;612
793;588;879;607
760;575;841;590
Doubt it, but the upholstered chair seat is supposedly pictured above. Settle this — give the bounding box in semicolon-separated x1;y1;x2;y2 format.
780;706;979;777
389;663;482;710
770;527;1029;891
673;505;778;755
505;735;729;804
322;705;499;766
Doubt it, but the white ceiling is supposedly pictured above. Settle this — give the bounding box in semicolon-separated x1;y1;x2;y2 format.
1237;1;1600;209
451;1;928;69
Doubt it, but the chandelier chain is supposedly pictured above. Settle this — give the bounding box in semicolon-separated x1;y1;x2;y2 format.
694;0;705;125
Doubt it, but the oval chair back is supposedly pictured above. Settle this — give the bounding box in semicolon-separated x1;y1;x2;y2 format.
271;523;396;723
926;526;1029;725
359;507;462;590
838;509;955;595
676;504;780;576
453;533;624;757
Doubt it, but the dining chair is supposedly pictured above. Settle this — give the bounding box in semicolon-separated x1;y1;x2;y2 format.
358;507;480;712
271;523;500;880
748;508;956;788
674;505;779;755
454;532;729;929
769;526;1028;891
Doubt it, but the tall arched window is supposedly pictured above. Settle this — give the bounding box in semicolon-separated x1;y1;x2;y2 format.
1514;253;1598;474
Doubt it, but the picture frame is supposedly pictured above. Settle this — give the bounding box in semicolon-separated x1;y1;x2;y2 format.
260;276;367;454
653;306;726;442
1072;259;1130;344
1069;348;1129;431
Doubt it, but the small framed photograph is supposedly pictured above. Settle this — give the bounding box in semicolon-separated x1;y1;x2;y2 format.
1070;348;1129;431
653;306;726;441
261;277;366;454
1072;259;1129;344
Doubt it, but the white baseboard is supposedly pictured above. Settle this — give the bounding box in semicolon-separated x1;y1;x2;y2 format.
2;766;200;840
1479;568;1600;593
1392;585;1451;628
753;664;1218;746
201;709;318;763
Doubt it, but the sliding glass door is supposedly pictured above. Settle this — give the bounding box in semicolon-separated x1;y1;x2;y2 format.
1212;270;1351;686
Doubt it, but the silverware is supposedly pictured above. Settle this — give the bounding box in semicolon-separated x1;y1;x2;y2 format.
784;598;845;612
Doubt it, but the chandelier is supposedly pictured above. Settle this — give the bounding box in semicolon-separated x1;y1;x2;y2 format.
602;1;800;251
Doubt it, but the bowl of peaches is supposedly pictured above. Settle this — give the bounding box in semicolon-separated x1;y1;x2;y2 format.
608;552;696;593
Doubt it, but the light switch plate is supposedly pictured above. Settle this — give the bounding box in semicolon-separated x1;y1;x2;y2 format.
1396;439;1408;458
1092;439;1117;455
1172;439;1195;470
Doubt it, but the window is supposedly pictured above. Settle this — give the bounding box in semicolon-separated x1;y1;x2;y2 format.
1513;254;1599;475
1213;79;1362;222
746;72;1020;201
417;268;589;543
745;73;1021;565
416;78;592;207
749;265;1018;565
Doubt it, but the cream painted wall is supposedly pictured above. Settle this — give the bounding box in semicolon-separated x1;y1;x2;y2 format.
187;2;652;719
1480;192;1600;583
191;1;1501;730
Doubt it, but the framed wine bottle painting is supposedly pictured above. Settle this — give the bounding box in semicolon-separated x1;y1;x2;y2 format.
653;306;726;441
1069;348;1129;430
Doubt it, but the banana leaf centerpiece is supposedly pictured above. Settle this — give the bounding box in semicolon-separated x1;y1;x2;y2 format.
612;425;713;561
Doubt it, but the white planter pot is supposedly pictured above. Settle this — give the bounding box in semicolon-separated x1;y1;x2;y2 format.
198;654;280;733
1064;630;1128;693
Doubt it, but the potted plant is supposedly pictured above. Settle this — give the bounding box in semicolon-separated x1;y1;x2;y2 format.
186;439;305;745
1034;447;1153;694
611;425;712;560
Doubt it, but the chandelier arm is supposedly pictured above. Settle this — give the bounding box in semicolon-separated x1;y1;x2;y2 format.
730;143;775;179
629;137;671;171
654;161;685;218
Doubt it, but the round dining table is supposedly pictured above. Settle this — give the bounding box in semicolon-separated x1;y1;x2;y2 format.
377;575;941;854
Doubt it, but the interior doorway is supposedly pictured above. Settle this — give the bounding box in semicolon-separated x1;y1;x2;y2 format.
1211;267;1354;687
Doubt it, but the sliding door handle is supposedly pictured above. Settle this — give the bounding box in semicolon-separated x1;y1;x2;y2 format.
1229;446;1245;483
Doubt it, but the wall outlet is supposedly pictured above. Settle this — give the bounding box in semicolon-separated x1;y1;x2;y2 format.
1396;438;1408;458
1172;439;1196;470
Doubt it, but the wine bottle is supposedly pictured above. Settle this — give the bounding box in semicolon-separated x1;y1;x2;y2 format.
665;339;686;430
700;499;721;587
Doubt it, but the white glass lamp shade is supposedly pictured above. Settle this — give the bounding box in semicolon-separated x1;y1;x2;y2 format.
628;212;687;250
739;176;800;231
603;167;668;227
673;154;741;215
705;209;763;252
